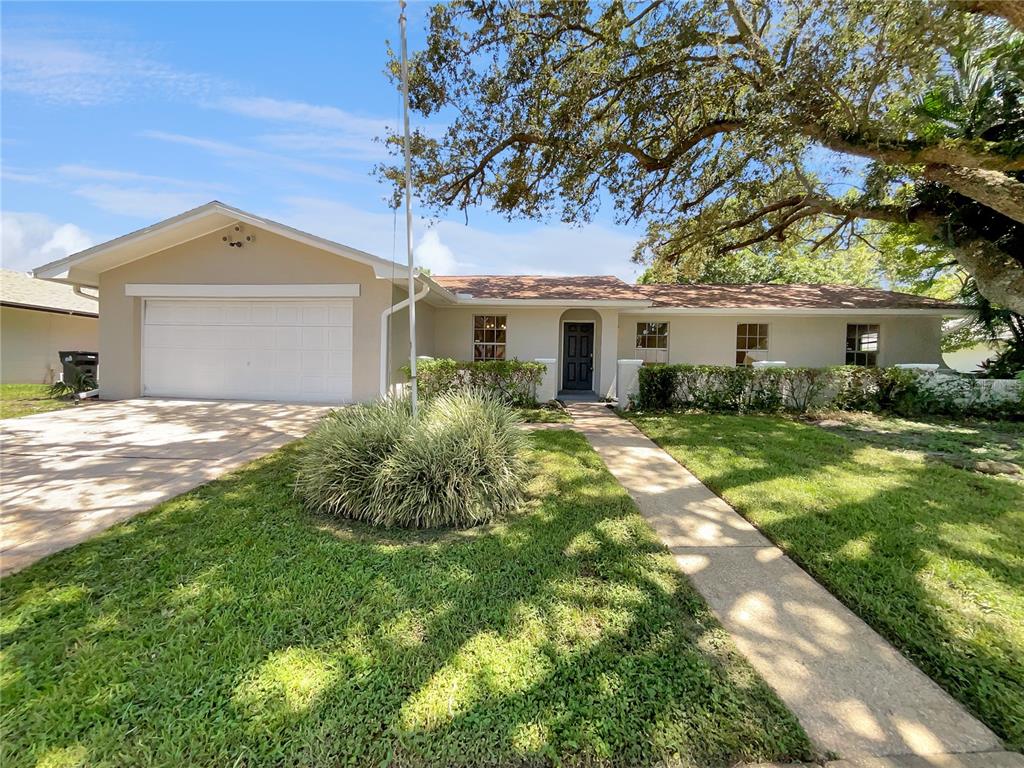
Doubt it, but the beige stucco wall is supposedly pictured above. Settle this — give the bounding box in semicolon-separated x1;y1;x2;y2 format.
616;313;945;368
97;227;394;402
1;306;99;384
431;305;620;396
387;293;436;391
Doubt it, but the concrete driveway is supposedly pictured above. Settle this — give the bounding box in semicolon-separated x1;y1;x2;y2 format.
1;399;328;576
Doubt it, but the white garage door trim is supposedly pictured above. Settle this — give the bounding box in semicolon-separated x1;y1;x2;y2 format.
141;297;353;404
126;283;360;298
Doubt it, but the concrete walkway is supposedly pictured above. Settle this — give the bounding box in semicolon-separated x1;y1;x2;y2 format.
1;399;327;576
565;402;1010;762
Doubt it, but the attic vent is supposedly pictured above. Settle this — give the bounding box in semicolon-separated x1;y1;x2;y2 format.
222;223;255;248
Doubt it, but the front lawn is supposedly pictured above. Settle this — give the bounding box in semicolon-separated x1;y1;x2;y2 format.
628;411;1024;751
0;384;73;419
518;403;572;423
809;411;1023;477
0;430;810;767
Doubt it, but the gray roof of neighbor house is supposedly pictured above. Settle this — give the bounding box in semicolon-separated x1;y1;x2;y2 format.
1;269;99;316
431;274;961;311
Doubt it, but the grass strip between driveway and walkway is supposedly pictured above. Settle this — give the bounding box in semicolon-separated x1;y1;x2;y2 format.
0;384;74;420
0;430;811;767
627;411;1024;751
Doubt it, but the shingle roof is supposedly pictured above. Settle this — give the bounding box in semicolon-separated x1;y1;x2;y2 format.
636;283;959;310
431;274;960;310
1;269;99;315
431;275;644;301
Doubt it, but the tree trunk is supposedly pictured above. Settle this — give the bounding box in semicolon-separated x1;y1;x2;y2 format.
923;164;1024;225
953;239;1024;315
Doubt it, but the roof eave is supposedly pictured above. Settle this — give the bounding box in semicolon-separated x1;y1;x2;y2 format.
32;201;407;285
632;306;965;316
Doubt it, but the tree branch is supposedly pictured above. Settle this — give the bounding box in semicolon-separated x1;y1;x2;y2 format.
922;164;1024;225
799;123;1024;172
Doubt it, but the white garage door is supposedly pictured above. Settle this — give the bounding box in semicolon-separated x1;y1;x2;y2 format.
142;299;353;403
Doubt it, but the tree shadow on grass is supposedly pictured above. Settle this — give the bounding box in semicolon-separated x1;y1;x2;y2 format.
632;412;1024;751
0;430;812;767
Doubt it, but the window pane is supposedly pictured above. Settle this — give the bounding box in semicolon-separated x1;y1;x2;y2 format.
736;351;747;365
474;315;485;329
474;344;486;361
474;329;485;343
494;345;506;360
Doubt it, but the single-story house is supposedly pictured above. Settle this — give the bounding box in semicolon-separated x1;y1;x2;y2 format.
32;201;961;404
1;268;99;384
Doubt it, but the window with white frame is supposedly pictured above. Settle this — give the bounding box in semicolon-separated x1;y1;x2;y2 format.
735;323;769;366
473;315;507;360
846;323;879;366
635;322;669;363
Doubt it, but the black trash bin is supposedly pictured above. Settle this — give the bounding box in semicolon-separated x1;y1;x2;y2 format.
59;351;99;383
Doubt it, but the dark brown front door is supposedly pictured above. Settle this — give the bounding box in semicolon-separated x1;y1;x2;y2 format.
562;322;594;391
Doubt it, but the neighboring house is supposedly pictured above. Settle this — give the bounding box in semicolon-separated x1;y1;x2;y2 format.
32;201;961;404
1;268;99;384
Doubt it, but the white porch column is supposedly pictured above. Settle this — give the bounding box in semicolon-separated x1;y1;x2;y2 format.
534;358;557;402
596;309;620;399
616;359;644;406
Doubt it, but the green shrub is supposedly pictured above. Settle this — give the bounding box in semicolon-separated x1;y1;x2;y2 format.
633;364;1022;418
403;358;545;406
47;366;97;400
295;390;528;528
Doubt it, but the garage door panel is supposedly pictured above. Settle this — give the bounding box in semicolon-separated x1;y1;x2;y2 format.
328;304;353;325
327;328;353;352
300;327;328;350
274;326;302;349
143;298;353;404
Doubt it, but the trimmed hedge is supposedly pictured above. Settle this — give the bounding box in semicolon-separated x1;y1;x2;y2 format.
404;358;545;406
634;364;1023;418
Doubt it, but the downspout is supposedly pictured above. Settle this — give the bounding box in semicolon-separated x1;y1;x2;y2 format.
380;279;430;397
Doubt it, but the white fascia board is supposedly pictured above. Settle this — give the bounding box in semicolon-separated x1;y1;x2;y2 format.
451;298;652;308
33;200;406;282
125;284;361;298
626;306;963;316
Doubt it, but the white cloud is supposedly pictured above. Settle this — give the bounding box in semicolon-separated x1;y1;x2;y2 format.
1;36;223;106
277;196;642;281
414;229;458;274
71;185;213;220
56;164;227;189
217;96;395;161
141;130;362;183
219;96;389;134
1;212;94;271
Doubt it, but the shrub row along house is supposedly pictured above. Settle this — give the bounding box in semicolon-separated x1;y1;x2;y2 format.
32;201;961;404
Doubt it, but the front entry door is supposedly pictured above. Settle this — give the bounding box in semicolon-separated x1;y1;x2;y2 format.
562;322;594;391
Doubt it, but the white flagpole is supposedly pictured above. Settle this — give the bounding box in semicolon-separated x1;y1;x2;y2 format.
399;0;418;417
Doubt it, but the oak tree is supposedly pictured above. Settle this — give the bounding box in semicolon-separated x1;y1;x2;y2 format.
385;0;1024;312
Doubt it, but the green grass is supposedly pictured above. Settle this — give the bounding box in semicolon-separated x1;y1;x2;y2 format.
810;411;1023;475
627;411;1024;750
0;384;74;419
517;404;572;423
0;430;810;767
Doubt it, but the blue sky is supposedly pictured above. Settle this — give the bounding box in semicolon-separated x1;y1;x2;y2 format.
1;1;642;278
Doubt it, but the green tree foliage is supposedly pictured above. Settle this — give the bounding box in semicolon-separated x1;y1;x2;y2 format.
383;0;1024;312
